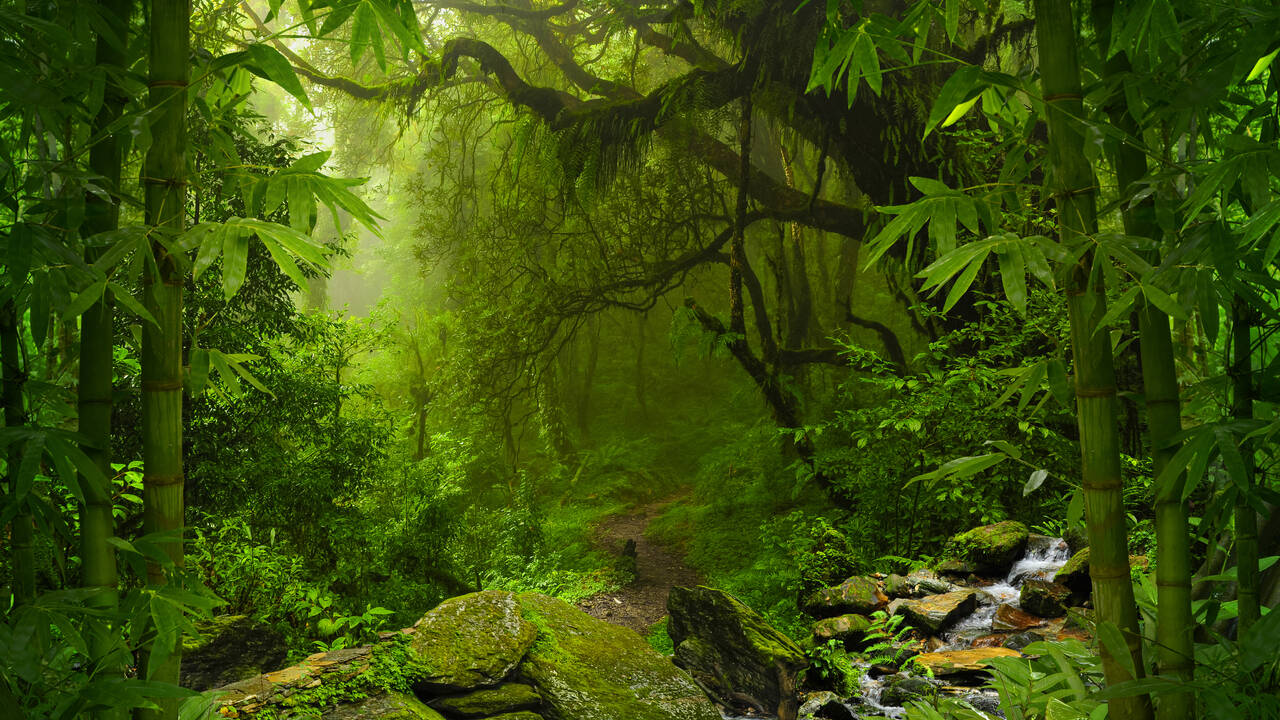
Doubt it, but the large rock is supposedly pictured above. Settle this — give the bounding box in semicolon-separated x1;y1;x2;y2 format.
945;521;1030;575
895;590;978;634
1019;580;1070;618
181;614;287;691
517;592;720;720
911;648;1020;678
410;590;538;693
668;586;807;720
801;576;888;618
1053;548;1090;594
429;683;541;718
812;613;872;645
879;675;937;706
323;691;446;719
991;604;1046;632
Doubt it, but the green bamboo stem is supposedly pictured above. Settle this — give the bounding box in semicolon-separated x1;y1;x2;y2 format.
1;299;35;608
1230;297;1259;634
81;0;131;696
138;0;189;715
1088;1;1195;714
1033;1;1152;718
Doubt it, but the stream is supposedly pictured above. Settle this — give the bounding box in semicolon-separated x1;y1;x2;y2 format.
724;536;1073;720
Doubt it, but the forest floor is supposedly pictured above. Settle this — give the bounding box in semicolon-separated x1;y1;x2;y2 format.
576;496;702;633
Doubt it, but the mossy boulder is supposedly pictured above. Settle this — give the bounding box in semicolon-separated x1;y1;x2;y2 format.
482;714;544;720
883;574;911;598
801;576;888;618
945;522;1030;575
811;613;872;645
180;614;286;691
879;676;937;707
1019;580;1070;618
515;592;719;720
1053;548;1091;595
668;586;807;720
895;590;978;634
410;590;538;694
323;691;446;719
429;683;541;718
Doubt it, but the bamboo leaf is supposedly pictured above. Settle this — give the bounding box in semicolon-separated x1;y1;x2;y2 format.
63;279;107;319
108;282;159;327
1096;621;1138;680
1024;469;1049;496
997;246;1027;316
247;44;311;111
221;227;250;300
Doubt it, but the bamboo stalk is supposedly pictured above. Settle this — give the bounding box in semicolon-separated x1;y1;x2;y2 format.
1230;298;1259;634
1;299;34;608
1033;1;1152;718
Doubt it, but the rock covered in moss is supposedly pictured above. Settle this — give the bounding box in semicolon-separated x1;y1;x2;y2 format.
801;576;888;618
667;586;807;719
181;614;287;691
429;683;541;718
811;613;872;644
879;675;937;707
1053;548;1090;594
323;691;446;719
1019;580;1070;618
409;590;538;694
945;522;1030;575
516;592;719;720
482;714;544;720
883;574;911;598
895;590;978;634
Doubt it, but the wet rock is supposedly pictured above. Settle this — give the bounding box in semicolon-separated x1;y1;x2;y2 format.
410;591;538;694
910;648;1020;678
1063;525;1088;555
944;522;1030;575
884;574;911;598
969;633;1011;649
909;574;952;595
812;613;872;645
880;676;937;707
429;683;541;718
936;559;977;578
1002;631;1045;650
991;604;1047;632
180;614;287;691
668;586;806;720
895;590;978;634
1053;548;1091;595
322;691;446;719
802;576;888;618
799;691;855;720
1019;580;1070;618
519;592;720;720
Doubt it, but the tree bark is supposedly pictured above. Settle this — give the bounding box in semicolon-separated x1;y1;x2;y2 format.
1034;2;1151;718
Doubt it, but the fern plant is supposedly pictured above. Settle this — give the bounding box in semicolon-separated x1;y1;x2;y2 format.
861;610;918;669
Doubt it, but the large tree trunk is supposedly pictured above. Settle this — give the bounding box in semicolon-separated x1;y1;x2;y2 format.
139;0;190;716
81;0;131;699
1034;2;1152;718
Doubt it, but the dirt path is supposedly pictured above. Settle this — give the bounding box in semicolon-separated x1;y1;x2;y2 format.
576;498;703;634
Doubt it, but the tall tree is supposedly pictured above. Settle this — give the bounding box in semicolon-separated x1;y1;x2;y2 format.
139;0;190;715
1034;1;1151;718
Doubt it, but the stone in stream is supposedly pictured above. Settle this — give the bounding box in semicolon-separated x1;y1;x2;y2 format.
1019;580;1071;618
668;585;807;720
991;603;1047;632
895;590;979;634
410;590;538;693
883;573;912;598
811;613;873;645
798;690;857;719
429;683;541;718
944;521;1030;575
517;592;720;720
1002;630;1045;650
1053;548;1091;596
911;648;1021;679
879;675;938;707
801;576;888;618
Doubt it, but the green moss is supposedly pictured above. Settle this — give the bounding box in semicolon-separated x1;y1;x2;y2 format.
645;617;675;656
945;521;1029;573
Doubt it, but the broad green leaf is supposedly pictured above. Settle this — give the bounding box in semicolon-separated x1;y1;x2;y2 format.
942;95;979;127
1096;621;1138;680
997;246;1027;316
852;30;882;96
247;44;312;111
221;228;250;299
1024;469;1049;496
63;279;106;319
109;282;159;327
1246;47;1280;82
925;65;982;138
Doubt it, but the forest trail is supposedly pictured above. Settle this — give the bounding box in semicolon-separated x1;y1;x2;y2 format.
576;496;703;634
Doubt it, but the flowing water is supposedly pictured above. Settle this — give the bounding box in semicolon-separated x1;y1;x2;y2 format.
721;536;1073;720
